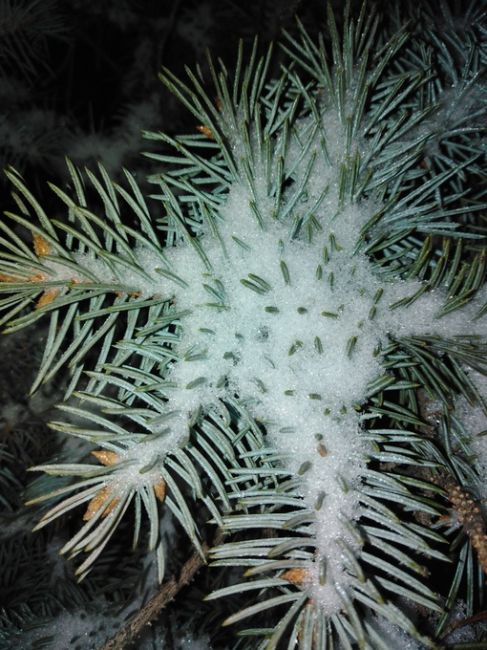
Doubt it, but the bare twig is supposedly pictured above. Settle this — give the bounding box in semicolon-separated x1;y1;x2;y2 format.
439;472;487;577
441;608;487;641
99;529;223;650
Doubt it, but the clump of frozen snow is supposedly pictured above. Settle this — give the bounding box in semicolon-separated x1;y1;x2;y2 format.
369;616;423;650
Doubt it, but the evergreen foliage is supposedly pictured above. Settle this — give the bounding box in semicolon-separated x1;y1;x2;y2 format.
1;1;487;648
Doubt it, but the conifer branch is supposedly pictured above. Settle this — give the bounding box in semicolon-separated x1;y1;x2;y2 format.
2;2;487;647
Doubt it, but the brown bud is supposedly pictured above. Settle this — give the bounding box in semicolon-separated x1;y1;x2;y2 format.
83;486;120;521
0;273;22;283
33;234;51;257
36;288;60;308
153;479;166;503
281;568;310;586
196;125;214;139
91;450;120;466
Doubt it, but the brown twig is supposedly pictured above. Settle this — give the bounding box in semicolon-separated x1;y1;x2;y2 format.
438;472;487;577
440;609;487;641
415;390;487;575
98;529;223;650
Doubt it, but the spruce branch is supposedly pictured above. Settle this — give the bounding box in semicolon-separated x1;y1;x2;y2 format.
1;1;487;647
99;528;224;650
